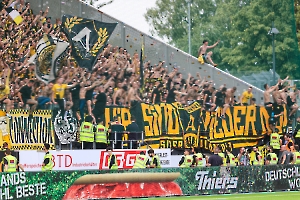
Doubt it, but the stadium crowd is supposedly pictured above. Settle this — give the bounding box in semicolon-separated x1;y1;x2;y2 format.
1;0;300;158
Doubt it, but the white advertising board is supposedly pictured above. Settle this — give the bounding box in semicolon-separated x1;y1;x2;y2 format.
19;149;172;171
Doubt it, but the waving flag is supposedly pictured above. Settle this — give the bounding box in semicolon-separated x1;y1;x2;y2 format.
62;15;117;71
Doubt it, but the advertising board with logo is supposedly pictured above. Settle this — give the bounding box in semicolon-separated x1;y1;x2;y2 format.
1;165;300;199
19;149;171;171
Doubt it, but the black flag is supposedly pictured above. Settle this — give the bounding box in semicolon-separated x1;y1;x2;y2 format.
62;15;117;71
140;44;144;90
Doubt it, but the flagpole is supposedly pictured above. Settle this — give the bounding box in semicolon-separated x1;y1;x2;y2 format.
139;34;145;90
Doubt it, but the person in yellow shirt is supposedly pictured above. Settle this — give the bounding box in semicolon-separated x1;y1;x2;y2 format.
52;78;77;118
0;84;11;112
240;87;253;106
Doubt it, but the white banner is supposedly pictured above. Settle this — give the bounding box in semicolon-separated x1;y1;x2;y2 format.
20;150;100;171
19;149;172;171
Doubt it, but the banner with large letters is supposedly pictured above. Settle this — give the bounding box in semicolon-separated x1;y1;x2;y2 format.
105;102;288;153
19;149;171;171
1;165;299;199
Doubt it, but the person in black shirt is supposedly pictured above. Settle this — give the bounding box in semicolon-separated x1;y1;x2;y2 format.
213;87;229;119
18;80;38;113
69;80;80;120
92;86;107;123
272;98;284;126
207;146;223;167
166;82;187;103
108;117;125;149
152;83;164;104
126;116;140;149
203;85;216;111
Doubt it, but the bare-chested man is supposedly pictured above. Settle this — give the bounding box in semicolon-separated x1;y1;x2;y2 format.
263;83;278;107
128;81;143;106
37;82;54;109
198;39;219;67
113;85;128;106
286;89;299;118
225;87;237;106
79;80;101;121
272;84;287;104
186;84;201;105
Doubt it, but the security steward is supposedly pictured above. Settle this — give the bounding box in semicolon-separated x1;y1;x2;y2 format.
148;149;161;168
294;117;300;146
179;149;193;168
270;128;281;157
42;143;54;171
218;148;226;166
194;150;205;167
106;147;118;170
0;142;9;172
133;151;150;169
95;119;108;149
265;146;278;165
252;146;262;165
79;115;95;149
292;145;300;164
225;147;236;166
3;149;24;172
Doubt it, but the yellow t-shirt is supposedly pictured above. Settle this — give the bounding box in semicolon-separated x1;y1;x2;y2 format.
52;84;67;99
0;86;9;99
241;91;253;104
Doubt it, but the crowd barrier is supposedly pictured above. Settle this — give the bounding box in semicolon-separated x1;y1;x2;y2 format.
1;102;288;154
1;164;299;199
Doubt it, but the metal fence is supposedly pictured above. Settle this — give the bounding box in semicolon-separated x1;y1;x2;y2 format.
26;0;264;103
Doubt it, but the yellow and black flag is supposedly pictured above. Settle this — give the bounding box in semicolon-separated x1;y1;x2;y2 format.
62;15;117;71
31;34;69;84
5;6;23;25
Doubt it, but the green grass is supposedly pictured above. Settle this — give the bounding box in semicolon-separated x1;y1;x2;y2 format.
134;191;300;200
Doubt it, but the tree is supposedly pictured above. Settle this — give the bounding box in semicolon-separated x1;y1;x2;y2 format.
145;0;300;78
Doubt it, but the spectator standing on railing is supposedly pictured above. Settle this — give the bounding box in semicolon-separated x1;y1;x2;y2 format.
93;85;107;123
214;87;228;120
18;80;37;113
126;115;139;149
95;119;108;149
240;87;253;106
198;39;219;67
108;117;124;149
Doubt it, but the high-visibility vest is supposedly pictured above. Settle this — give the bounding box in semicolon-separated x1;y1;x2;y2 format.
4;155;17;172
295;128;300;138
80;122;94;142
108;154;118;170
294;152;300;164
95;124;107;143
287;139;295;152
133;155;148;169
227;153;236;166
41;153;54;171
150;155;161;168
218;153;226;166
270;133;280;150
252;152;262;165
268;153;278;165
180;155;193;168
196;153;204;167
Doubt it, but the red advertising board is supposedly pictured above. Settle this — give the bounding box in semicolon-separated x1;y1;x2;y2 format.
99;149;146;169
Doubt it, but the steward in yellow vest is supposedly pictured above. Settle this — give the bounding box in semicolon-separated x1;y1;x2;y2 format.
195;152;204;167
80;116;95;149
270;131;280;156
42;143;54;172
133;152;150;169
4;149;24;172
106;147;118;170
225;148;236;166
252;146;262;166
95;120;108;149
218;151;226;166
179;149;193;168
294;118;300;146
148;149;161;168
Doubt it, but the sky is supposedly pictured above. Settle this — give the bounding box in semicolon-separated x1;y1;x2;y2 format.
91;0;157;36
